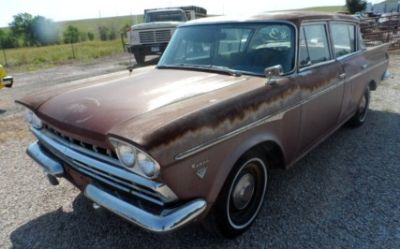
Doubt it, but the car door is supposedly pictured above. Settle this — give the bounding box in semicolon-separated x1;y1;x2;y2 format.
330;22;369;121
297;22;345;154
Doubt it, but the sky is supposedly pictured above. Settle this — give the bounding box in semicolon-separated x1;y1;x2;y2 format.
0;0;382;27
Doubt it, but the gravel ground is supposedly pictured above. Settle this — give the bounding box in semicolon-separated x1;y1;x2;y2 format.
0;52;399;249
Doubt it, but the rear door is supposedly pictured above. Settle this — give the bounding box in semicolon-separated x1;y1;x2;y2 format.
330;22;369;121
297;22;345;153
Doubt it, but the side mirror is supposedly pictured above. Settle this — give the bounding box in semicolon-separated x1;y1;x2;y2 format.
264;65;283;85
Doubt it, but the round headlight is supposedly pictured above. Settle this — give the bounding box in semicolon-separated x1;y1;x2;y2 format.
116;144;136;167
26;110;43;129
138;152;160;178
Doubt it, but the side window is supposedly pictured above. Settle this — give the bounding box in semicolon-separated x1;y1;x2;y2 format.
299;24;331;67
331;23;357;57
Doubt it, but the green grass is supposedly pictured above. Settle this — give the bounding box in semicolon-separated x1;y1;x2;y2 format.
58;15;144;38
1;39;124;72
300;5;345;13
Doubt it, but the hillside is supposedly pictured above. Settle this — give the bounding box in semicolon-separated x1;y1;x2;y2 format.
300;5;345;13
57;14;144;35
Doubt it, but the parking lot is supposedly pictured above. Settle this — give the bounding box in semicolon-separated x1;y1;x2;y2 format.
1;52;399;249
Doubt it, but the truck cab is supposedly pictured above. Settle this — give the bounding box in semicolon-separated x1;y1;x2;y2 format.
127;6;207;64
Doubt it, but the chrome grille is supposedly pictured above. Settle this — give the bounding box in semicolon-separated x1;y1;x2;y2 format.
44;124;118;160
37;126;176;206
139;29;171;43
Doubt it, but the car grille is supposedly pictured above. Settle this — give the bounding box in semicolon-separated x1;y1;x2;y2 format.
44;124;118;160
40;125;170;206
139;30;172;43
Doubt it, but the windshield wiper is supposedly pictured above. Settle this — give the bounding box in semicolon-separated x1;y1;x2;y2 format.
208;65;242;77
158;64;242;77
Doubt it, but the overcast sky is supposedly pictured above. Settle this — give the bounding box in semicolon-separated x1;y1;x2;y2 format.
0;0;381;27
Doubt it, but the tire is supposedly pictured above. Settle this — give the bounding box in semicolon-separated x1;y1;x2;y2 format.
133;51;145;65
203;150;268;238
348;86;370;127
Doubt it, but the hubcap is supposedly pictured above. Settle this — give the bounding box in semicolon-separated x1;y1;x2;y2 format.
359;93;368;121
232;173;255;210
359;96;367;112
226;158;268;229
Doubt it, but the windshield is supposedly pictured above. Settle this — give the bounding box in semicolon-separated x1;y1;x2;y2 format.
158;23;295;75
145;11;186;22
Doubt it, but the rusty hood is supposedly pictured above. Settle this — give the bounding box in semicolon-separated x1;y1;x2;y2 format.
19;67;254;144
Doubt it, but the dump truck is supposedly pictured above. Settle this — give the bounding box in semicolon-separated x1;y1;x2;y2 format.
127;6;207;64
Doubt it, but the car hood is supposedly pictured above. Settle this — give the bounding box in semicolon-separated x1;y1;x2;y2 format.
131;22;182;30
31;68;249;142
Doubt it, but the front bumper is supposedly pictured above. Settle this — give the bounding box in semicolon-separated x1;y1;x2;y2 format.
26;130;207;233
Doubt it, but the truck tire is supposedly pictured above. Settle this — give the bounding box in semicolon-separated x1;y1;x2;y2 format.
133;51;145;65
203;150;268;238
348;86;370;127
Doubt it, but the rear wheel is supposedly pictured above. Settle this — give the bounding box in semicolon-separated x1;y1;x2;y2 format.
348;86;370;127
204;150;268;238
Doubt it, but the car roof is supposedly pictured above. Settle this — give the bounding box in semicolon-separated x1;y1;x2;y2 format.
182;11;358;26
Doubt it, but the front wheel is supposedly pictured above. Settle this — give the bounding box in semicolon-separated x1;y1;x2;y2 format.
133;51;145;65
204;151;268;238
348;86;370;127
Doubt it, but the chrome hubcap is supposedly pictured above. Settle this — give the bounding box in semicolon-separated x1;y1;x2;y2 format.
359;96;367;112
232;173;255;210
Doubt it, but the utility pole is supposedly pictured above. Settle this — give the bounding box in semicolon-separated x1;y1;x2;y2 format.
1;48;7;66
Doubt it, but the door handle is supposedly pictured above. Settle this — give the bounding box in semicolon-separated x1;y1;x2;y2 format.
362;64;369;69
338;73;346;80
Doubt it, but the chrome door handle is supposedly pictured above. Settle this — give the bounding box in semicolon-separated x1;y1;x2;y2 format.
362;64;369;69
338;73;346;80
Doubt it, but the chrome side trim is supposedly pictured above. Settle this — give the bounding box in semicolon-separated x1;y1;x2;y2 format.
175;111;286;160
30;128;178;203
27;141;64;177
84;184;207;233
176;59;388;160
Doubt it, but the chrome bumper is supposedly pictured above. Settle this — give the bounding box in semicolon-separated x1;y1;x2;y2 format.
84;184;206;233
3;75;13;87
26;137;207;233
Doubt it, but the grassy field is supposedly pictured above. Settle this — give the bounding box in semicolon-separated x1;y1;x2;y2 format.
58;15;144;38
1;39;125;72
301;5;345;13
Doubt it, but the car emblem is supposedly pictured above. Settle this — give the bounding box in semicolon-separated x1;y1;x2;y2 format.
192;160;209;179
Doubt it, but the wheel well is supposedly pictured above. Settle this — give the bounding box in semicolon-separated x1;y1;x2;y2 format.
247;141;285;170
369;80;377;91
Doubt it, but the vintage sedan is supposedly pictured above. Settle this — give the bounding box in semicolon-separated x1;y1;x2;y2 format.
17;12;389;238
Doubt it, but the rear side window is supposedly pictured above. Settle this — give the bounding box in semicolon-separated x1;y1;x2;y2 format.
331;23;356;57
299;24;331;67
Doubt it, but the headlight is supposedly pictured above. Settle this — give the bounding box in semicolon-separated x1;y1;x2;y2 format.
111;138;160;179
137;152;160;178
25;110;43;129
115;143;136;168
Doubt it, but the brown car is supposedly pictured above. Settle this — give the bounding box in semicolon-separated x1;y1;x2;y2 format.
17;11;389;238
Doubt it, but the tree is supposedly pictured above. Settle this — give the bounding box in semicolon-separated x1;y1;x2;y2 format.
87;32;95;41
0;30;19;48
346;0;367;14
108;27;117;40
9;13;35;46
31;16;59;45
98;25;109;41
63;25;80;43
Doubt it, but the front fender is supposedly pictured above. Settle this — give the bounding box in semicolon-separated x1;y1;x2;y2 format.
205;129;286;204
